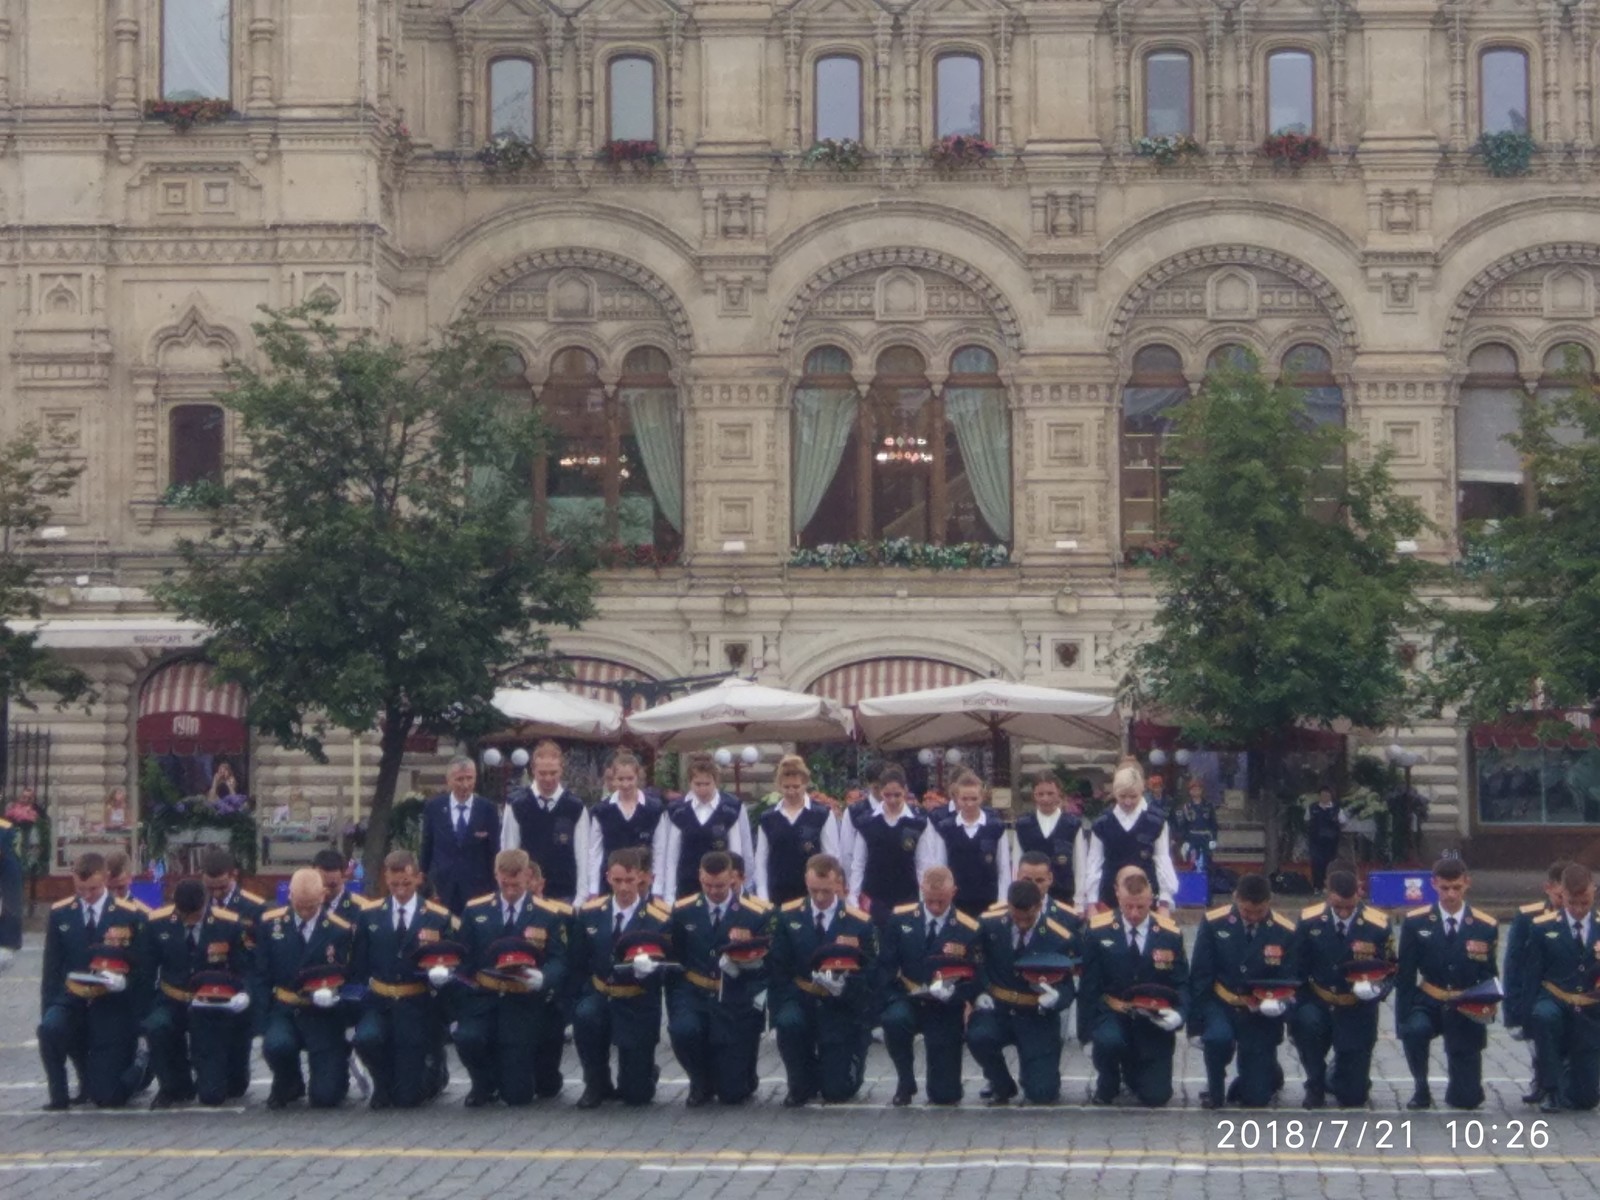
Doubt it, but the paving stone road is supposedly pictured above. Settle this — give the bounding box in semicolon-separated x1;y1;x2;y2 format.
0;939;1595;1199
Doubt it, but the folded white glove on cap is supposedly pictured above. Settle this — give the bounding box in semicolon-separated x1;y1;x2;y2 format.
974;993;996;1012
311;987;337;1009
427;965;452;989
718;954;742;977
632;953;659;980
1352;980;1381;1002
1257;997;1287;1019
226;991;251;1015
100;971;128;994
810;969;846;997
522;968;545;992
928;978;956;1003
1037;982;1062;1012
1156;1007;1183;1032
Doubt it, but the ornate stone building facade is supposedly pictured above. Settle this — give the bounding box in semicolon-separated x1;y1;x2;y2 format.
6;0;1599;865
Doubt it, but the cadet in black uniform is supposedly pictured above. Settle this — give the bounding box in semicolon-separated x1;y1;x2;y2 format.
571;846;674;1107
500;740;587;903
967;879;1079;1106
1188;873;1299;1109
142;878;251;1108
1522;862;1600;1112
880;866;983;1106
1014;851;1085;933
1504;860;1566;1104
1011;776;1084;908
1290;868;1395;1108
753;755;840;906
314;847;374;924
579;752;665;903
200;848;268;1100
655;755;753;905
350;850;459;1109
38;852;148;1110
769;852;879;1106
666;850;773;1105
256;867;357;1109
1078;866;1189;1107
1395;857;1500;1110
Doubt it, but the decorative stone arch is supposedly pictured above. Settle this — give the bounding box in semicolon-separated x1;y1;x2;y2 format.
1106;245;1359;361
457;247;695;354
1443;244;1600;360
777;247;1024;356
788;637;1010;698
146;304;241;369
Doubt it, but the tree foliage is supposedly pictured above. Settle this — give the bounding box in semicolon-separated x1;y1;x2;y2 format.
158;302;597;882
1123;362;1435;866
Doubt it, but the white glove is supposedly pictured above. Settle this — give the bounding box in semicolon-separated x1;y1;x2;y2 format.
426;965;452;989
752;989;768;1010
1258;997;1287;1019
810;969;846;997
1037;982;1062;1012
928;978;956;1003
0;948;14;974
311;987;336;1009
521;968;545;992
99;971;128;994
717;954;742;978
1156;1008;1183;1032
1352;980;1381;1002
226;992;251;1015
632;953;659;980
974;993;996;1012
1510;1027;1529;1041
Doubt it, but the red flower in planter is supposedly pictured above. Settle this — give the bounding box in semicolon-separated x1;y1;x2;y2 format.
1259;132;1328;168
144;99;236;132
598;139;666;167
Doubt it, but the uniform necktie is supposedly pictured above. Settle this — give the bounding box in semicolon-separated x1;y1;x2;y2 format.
83;904;97;939
1129;926;1141;956
710;905;723;936
1337;918;1350;941
187;924;200;963
1246;923;1257;944
928;918;940;942
1574;918;1585;944
504;902;516;928
455;804;468;837
396;904;408;939
816;910;827;938
1445;916;1458;941
614;911;625;940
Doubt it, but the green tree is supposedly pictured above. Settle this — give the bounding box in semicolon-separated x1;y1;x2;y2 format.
1124;361;1434;869
1430;356;1600;723
158;302;597;885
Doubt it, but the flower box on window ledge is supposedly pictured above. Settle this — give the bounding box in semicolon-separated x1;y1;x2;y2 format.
1474;130;1538;178
1259;132;1328;170
598;139;665;169
789;539;1011;571
160;479;229;510
926;135;995;170
1133;134;1204;168
477;132;543;176
803;138;868;172
144;99;236;132
1122;539;1180;568
596;543;680;570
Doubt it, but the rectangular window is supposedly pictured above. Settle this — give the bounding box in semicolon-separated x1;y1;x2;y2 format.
608;57;656;142
934;54;983;138
815;56;863;143
1145;52;1193;137
1266;49;1315;135
170;404;225;486
1476;741;1600;825
163;0;232;100
489;58;536;141
1480;48;1530;134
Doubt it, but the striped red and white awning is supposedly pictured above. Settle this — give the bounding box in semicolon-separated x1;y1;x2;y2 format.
559;657;654;711
139;662;247;721
807;658;981;709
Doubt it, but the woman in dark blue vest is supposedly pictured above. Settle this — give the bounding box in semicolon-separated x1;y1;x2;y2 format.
1011;775;1084;907
1082;765;1179;911
577;751;664;902
927;771;1012;917
655;753;753;903
844;765;938;924
753;755;841;905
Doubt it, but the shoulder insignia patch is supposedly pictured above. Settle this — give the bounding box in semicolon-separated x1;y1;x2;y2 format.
425;901;450;918
1406;905;1431;918
1271;911;1296;932
739;895;772;915
150;905;176;920
1045;918;1072;940
781;898;805;912
1533;910;1560;925
1361;906;1389;928
845;906;870;923
582;897;610;911
983;902;1009;917
326;913;353;931
357;896;385;911
262;906;288;921
893;902;919;916
534;897;574;916
953;910;980;931
113;898;144;914
52;896;76;911
210;907;240;923
1520;900;1547;915
646;901;672;920
1154;913;1180;934
239;890;265;905
1472;907;1498;927
1301;903;1327;921
1206;904;1233;922
1089;910;1116;929
674;896;700;910
466;894;497;909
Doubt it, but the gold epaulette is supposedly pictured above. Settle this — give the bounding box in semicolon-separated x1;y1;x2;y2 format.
738;895;771;915
238;889;266;905
210;907;240;922
262;906;289;921
1089;910;1116;929
953;910;979;931
1056;903;1082;919
674;895;699;909
646;900;671;920
983;902;1009;917
1520;900;1548;915
583;896;611;911
1361;906;1389;928
781;898;806;912
326;913;352;931
466;894;497;908
150;905;176;920
534;897;574;916
1301;902;1328;921
425;900;450;918
893;902;919;916
113;898;144;914
51;896;76;911
356;895;384;911
1206;903;1233;922
1154;912;1180;934
1472;907;1498;926
1271;911;1296;932
0;817;12;830
1406;905;1431;918
1045;918;1072;940
1534;910;1561;925
845;905;869;922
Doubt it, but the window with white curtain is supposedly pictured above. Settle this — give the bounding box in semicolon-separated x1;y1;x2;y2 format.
1121;344;1188;549
163;0;232;100
1457;343;1526;524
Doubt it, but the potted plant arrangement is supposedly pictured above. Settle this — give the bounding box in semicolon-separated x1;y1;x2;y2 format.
926;134;995;170
144;99;235;132
803;138;868;172
1259;131;1328;170
598;139;666;169
1474;130;1538;178
477;131;542;176
1133;133;1204;168
788;539;1011;570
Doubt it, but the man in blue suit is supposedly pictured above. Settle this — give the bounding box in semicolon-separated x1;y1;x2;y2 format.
1522;862;1600;1112
420;757;500;915
0;813;22;966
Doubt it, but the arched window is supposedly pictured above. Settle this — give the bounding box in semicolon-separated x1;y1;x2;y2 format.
608;56;656;142
471;349;534;520
793;343;1010;547
1145;51;1193;137
1121;344;1188;550
934;53;983;138
489;57;536;140
815;55;864;143
1281;343;1344;428
163;0;231;101
1480;48;1530;134
1457;343;1526;523
169;404;225;488
618;345;684;548
1205;343;1255;375
1536;342;1592;450
1266;49;1315;134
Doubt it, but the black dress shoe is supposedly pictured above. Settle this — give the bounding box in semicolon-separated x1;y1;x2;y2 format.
891;1086;915;1107
149;1092;189;1110
1302;1087;1325;1109
463;1090;495;1108
1091;1093;1116;1106
576;1086;608;1109
1539;1092;1566;1114
685;1085;711;1108
41;1099;69;1112
1405;1092;1433;1111
265;1093;290;1111
781;1091;811;1108
985;1088;1016;1107
1199;1091;1222;1110
978;1084;994;1099
69;1091;88;1106
369;1094;391;1112
1522;1088;1543;1105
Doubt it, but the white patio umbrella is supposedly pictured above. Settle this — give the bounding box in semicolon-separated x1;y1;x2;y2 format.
491;683;625;742
854;678;1120;750
624;676;854;749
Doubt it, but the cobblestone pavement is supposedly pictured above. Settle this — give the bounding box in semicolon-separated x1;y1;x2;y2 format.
1;940;1595;1200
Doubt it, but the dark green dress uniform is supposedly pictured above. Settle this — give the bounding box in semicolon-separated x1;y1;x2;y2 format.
1395;902;1499;1109
769;897;879;1104
571;893;673;1105
213;886;268;1099
1077;908;1189;1106
880;901;983;1105
1289;900;1394;1107
1503;897;1555;1100
142;905;249;1105
1189;902;1298;1107
455;891;573;1105
254;905;357;1108
1520;907;1600;1111
351;896;458;1108
0;816;22;953
966;907;1077;1104
666;892;774;1104
38;894;148;1108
